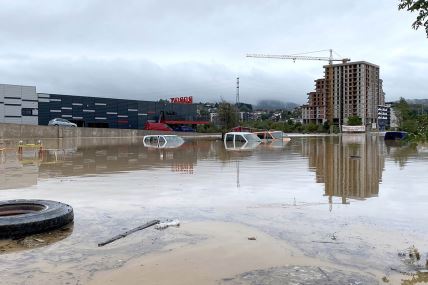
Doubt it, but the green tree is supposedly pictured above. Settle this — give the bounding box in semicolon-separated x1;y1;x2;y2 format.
218;100;238;131
197;123;220;133
304;123;318;133
199;109;210;116
394;97;414;128
347;116;363;126
393;98;428;141
322;121;330;132
399;0;428;37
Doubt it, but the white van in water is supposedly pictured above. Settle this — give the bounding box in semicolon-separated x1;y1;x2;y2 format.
223;132;261;150
143;135;184;149
253;131;291;142
224;132;261;144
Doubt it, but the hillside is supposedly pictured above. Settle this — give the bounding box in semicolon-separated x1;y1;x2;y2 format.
255;100;298;111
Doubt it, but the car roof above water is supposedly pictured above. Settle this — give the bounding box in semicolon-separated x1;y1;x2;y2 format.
225;132;254;135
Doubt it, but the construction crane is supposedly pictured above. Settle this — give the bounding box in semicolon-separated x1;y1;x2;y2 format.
246;49;350;126
246;49;350;65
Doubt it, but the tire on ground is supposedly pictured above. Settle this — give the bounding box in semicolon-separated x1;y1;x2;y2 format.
0;200;74;238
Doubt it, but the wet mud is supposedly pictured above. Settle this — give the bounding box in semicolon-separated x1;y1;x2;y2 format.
222;266;378;285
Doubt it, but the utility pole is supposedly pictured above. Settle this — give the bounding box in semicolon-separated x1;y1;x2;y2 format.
236;77;240;105
236;77;240;123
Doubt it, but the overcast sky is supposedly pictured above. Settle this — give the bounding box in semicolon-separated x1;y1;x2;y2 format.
0;0;427;104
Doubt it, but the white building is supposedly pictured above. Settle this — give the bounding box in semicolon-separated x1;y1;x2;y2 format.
390;108;399;129
0;84;38;125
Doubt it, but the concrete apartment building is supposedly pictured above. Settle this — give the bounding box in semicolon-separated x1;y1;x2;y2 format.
302;61;386;128
302;79;327;124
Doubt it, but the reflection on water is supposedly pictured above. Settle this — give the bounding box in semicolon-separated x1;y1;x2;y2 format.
0;139;205;189
0;135;424;204
300;135;385;204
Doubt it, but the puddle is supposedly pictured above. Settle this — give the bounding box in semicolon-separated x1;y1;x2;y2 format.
0;224;73;254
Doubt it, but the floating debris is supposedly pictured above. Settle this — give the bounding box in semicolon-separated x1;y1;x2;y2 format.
396;246;428;276
399;246;422;263
33;238;45;243
98;220;160;247
154;220;180;230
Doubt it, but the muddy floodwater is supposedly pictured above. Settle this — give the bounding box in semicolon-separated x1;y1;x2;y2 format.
1;135;428;285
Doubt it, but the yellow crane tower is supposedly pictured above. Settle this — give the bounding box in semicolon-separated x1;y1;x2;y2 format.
246;49;350;125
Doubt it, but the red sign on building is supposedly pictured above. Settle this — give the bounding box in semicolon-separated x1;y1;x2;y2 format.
170;96;193;104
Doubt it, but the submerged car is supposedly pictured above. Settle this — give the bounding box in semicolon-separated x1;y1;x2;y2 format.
143;135;184;149
224;140;261;151
48;118;77;127
224;132;261;143
254;131;291;142
224;132;261;151
384;131;408;141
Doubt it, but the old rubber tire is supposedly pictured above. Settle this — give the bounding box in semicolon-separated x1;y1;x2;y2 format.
0;200;74;238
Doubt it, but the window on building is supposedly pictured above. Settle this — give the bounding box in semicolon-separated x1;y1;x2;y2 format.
21;108;34;116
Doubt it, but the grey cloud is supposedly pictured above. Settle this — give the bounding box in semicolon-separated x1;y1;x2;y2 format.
0;55;312;103
0;0;427;105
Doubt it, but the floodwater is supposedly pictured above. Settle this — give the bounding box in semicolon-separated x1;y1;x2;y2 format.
0;135;428;285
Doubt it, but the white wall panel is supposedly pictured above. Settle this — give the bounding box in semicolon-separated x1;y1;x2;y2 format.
21;86;37;100
4;117;21;124
4;105;21;117
0;85;4;123
22;116;38;125
4;98;21;105
4;85;21;97
22;101;38;109
0;84;38;125
0;103;4;122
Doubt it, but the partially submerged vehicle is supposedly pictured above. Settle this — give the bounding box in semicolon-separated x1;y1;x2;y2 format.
224;141;260;151
384;131;408;141
224;132;261;151
264;139;290;149
143;135;184;149
254;131;291;142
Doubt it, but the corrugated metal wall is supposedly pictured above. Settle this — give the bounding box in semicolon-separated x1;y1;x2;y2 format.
38;94;199;129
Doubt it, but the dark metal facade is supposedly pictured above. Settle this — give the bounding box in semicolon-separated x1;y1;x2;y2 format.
38;93;199;129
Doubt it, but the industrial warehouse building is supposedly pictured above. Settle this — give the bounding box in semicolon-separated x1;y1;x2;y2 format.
0;84;38;125
1;84;208;129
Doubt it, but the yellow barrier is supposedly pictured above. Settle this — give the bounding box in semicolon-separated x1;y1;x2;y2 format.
18;141;43;153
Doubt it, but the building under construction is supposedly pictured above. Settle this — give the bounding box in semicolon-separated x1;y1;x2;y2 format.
302;61;385;128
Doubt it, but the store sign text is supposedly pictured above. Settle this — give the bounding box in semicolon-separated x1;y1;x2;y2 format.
170;96;193;104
